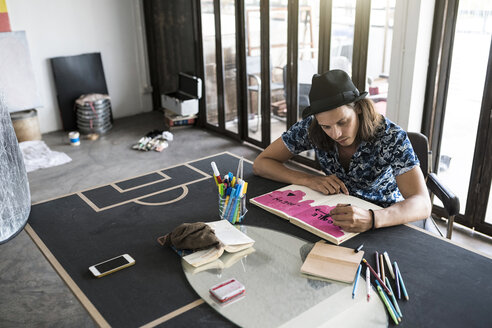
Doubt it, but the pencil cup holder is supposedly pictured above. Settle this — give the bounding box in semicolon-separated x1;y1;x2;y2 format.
219;195;247;224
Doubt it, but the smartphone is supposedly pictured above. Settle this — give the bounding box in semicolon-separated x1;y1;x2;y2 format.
89;254;135;278
209;278;245;303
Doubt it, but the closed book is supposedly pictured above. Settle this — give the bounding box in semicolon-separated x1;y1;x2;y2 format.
300;241;364;283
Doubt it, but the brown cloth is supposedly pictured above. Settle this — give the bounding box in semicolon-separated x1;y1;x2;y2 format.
157;222;221;250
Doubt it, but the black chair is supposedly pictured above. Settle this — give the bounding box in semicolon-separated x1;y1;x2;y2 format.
407;132;460;239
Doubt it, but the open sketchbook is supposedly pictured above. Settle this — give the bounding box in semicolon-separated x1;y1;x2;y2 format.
182;220;255;267
250;185;382;245
183;247;256;274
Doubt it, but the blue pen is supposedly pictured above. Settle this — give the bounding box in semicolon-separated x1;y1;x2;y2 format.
376;280;401;321
394;262;409;300
352;264;362;299
224;185;240;222
230;183;244;223
221;187;232;219
227;184;242;223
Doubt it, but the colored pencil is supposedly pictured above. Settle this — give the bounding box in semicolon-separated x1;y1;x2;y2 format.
362;259;392;296
366;267;371;302
380;253;386;282
376;281;401;322
386;276;403;318
375;251;380;278
376;285;399;325
394;261;409;300
352;264;362;299
384;251;396;279
394;262;401;299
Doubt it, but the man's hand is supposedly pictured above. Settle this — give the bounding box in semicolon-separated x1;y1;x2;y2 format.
330;205;372;232
303;174;349;195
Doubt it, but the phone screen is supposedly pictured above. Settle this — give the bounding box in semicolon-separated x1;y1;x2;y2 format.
95;256;130;273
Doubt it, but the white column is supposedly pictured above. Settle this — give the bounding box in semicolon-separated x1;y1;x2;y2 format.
386;0;435;132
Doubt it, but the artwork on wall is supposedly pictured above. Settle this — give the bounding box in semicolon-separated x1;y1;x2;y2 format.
51;53;111;131
0;0;11;32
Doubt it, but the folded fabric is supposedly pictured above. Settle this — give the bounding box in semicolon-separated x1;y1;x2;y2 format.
19;140;72;172
157;222;221;250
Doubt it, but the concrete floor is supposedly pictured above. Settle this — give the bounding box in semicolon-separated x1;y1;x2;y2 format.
0;111;261;327
1;110;491;327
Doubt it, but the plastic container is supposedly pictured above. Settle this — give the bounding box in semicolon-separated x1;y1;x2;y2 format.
10;109;42;142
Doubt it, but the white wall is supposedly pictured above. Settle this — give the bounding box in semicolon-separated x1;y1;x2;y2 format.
386;0;435;132
7;0;152;133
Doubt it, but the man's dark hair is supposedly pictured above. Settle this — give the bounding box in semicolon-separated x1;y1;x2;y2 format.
308;98;384;151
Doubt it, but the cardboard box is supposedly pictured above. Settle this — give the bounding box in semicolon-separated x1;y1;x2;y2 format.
164;110;197;127
161;73;202;116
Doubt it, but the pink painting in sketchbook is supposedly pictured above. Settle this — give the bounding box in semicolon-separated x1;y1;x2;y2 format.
250;185;381;245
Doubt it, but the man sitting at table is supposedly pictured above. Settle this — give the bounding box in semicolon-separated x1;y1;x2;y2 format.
253;70;431;233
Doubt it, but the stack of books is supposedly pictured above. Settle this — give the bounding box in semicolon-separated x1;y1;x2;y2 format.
164;109;197;127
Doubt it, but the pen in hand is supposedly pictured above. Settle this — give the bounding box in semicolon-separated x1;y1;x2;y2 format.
330;203;351;216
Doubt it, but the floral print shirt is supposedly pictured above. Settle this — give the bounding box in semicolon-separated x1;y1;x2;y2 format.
281;116;419;207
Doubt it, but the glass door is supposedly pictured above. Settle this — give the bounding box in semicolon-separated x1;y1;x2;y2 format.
245;0;262;141
295;0;320;161
221;0;240;134
330;0;356;75
198;0;394;166
199;0;242;140
365;0;396;117
269;1;289;142
430;0;492;235
200;0;220;127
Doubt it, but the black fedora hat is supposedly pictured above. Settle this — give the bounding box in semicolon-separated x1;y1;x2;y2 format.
301;70;368;119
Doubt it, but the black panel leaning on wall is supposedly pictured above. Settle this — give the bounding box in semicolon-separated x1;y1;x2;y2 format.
143;0;198;110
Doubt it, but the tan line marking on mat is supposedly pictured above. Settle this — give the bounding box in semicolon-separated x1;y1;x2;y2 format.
31;152;232;205
76;191;101;212
108;168;173;186
31;193;78;205
135;186;189;206
78;177;210;212
405;223;492;260
139;299;205;328
185;151;231;165
24;224;111;328
97;177;209;211
184;162;213;178
113;172;172;193
156;170;170;178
